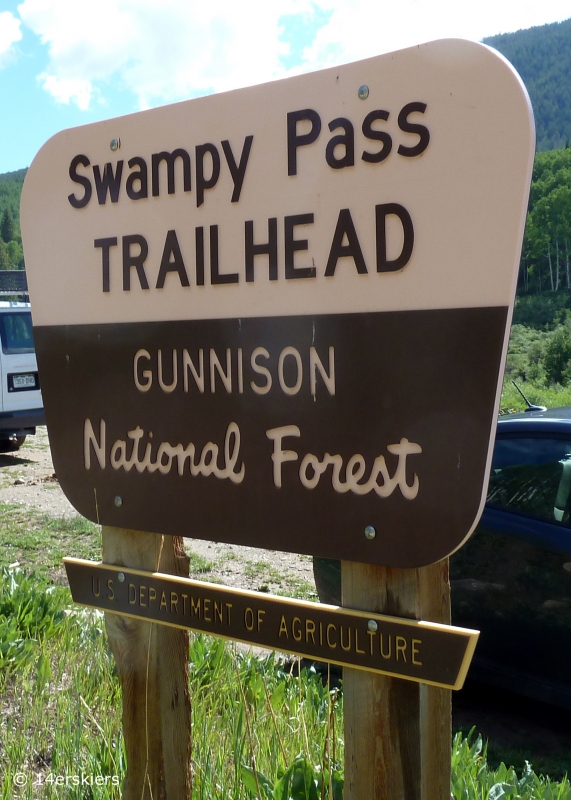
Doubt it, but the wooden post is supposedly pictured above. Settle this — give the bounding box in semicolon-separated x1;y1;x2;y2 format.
420;559;452;800
102;528;192;800
342;559;451;800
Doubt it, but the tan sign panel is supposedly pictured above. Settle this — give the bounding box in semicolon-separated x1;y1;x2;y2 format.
22;39;534;566
65;559;478;689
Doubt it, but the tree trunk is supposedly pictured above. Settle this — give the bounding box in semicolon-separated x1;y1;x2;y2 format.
547;246;554;292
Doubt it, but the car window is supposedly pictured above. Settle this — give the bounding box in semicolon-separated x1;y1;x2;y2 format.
488;437;571;525
0;312;35;354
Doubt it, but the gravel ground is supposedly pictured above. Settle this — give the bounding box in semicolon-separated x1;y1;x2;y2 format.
0;427;74;516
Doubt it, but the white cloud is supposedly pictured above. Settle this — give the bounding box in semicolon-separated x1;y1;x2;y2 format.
300;0;571;69
0;11;23;67
38;73;93;109
17;0;311;109
14;0;571;110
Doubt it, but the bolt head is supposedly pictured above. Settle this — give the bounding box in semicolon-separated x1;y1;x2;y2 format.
110;138;120;151
358;85;369;100
367;619;378;632
364;525;376;540
118;572;125;583
114;495;123;507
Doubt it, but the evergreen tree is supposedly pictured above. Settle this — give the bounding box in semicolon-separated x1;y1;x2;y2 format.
484;18;571;152
0;242;9;269
0;208;15;243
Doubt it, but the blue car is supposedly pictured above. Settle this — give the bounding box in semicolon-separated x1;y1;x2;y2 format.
313;407;571;708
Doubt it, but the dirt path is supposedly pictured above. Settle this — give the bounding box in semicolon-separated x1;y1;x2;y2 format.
0;426;316;597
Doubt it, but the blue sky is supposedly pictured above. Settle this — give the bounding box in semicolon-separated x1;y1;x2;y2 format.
1;0;570;174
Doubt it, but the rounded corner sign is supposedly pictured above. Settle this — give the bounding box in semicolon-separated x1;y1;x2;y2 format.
21;39;534;568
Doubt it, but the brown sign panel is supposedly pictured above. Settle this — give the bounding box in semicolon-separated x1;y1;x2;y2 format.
41;308;505;567
23;40;535;566
65;558;478;690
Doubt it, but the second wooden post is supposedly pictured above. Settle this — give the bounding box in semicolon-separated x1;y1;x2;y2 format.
342;558;451;800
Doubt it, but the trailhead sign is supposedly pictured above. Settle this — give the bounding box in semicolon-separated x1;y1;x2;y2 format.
21;39;534;568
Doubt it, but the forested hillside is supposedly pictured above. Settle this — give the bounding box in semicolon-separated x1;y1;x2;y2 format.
521;147;571;295
0;168;27;184
0;169;26;270
484;17;571;151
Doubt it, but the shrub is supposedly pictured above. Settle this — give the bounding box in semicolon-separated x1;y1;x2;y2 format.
543;325;571;384
0;566;69;672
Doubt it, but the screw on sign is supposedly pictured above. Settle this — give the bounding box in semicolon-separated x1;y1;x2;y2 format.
21;39;534;800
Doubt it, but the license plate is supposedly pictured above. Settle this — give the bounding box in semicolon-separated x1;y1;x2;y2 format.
12;373;36;389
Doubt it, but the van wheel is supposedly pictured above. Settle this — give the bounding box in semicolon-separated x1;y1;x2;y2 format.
0;435;26;453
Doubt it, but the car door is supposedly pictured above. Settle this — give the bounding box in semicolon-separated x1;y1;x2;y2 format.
0;308;42;418
451;429;571;707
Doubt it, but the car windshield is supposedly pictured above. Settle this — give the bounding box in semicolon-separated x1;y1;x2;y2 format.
0;311;35;354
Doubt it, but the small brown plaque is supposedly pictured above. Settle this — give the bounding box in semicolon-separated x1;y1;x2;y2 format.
65;558;478;689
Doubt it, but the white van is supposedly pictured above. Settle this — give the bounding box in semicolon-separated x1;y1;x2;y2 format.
0;302;45;451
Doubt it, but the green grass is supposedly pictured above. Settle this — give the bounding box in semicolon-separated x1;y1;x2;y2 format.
0;504;100;583
0;504;570;796
1;582;569;799
187;551;215;574
0;573;344;799
0;596;125;799
244;559;285;587
243;560;317;600
485;740;571;786
455;722;571;784
501;377;571;413
276;577;318;601
26;440;51;451
452;730;571;799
